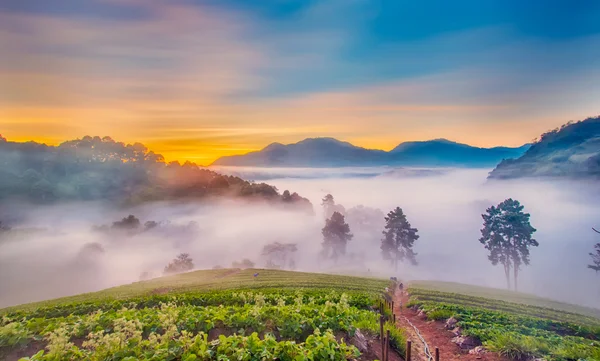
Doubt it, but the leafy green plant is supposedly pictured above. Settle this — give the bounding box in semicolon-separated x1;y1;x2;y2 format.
426;309;454;321
485;333;548;360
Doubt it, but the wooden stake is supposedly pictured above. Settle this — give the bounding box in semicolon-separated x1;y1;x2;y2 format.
392;301;394;311
386;330;391;361
435;347;440;361
380;316;384;356
406;340;412;361
393;313;396;324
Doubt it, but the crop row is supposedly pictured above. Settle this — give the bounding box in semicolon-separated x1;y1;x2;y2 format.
412;301;600;361
1;291;386;360
2;288;376;320
408;287;600;327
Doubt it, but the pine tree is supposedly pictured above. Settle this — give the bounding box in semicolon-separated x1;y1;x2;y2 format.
589;228;600;273
479;198;538;290
380;207;419;269
321;211;353;261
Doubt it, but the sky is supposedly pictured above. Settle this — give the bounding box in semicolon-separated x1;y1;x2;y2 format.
1;0;600;164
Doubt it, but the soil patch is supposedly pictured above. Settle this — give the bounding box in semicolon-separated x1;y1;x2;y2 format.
1;340;46;361
394;289;505;361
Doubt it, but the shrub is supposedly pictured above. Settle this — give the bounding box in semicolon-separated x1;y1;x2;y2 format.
426;309;454;321
485;333;549;360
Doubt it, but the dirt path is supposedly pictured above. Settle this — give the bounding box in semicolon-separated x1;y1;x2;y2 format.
393;288;504;361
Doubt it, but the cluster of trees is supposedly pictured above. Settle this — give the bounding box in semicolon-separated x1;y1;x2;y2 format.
91;214;199;238
319;194;420;269
163;253;195;275
0;135;313;212
261;242;297;270
317;194;551;291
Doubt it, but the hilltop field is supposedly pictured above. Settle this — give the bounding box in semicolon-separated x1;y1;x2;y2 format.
1;269;599;361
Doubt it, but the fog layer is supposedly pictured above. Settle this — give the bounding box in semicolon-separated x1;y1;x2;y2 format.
1;167;599;309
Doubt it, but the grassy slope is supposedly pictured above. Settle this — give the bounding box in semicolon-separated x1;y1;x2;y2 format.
1;268;389;313
410;280;600;324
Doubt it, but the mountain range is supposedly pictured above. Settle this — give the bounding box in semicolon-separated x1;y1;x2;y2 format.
211;138;530;168
488;116;600;179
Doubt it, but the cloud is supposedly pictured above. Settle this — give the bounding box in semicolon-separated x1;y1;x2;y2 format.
1;0;599;163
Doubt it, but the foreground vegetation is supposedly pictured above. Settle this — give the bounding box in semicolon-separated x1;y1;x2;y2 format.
409;285;600;361
1;269;399;360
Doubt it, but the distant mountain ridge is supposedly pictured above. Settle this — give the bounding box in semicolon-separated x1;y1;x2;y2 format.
211;137;530;168
488;116;600;179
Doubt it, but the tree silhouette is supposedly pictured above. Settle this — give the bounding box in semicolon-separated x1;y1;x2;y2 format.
232;259;255;269
321;211;353;261
262;242;297;269
321;194;346;219
112;215;141;230
163;253;194;275
479;198;538;290
589;227;600;273
380;207;419;269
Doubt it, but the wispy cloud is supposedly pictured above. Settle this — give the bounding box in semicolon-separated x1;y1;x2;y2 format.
1;0;599;163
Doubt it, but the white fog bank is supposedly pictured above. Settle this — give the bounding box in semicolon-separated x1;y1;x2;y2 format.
1;167;599;309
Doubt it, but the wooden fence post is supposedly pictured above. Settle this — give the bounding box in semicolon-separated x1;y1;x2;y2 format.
380;316;384;356
435;347;440;361
406;340;412;361
392;301;394;312
393;313;396;324
385;330;390;361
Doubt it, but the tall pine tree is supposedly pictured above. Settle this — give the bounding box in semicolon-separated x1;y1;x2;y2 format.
321;211;353;261
589;228;600;273
380;207;419;269
479;198;538;290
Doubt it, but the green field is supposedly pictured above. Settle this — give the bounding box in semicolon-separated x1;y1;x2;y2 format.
0;269;398;361
2;268;388;314
408;282;600;361
4;270;600;361
410;280;600;321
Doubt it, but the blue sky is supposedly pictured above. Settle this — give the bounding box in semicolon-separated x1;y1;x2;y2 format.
1;0;599;162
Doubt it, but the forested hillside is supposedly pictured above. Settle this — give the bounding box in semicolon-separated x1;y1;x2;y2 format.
0;135;312;211
488;116;600;179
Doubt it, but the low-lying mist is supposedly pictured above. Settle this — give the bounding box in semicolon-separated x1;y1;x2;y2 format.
1;167;599;309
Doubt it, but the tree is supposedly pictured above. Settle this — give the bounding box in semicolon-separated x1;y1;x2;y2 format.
112;215;141;230
232;259;255;269
589;227;600;273
321;194;346;219
479;198;538;290
163;253;194;275
321;211;353;261
380;207;419;269
262;242;298;269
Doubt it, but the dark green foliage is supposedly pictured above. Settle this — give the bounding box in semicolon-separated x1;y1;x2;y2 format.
381;207;419;269
321;211;353;260
0;136;313;212
426;309;454;321
479;198;537;290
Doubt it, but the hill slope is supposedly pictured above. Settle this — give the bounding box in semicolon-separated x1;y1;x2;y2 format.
212;138;529;168
0;135;312;211
488;116;600;179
